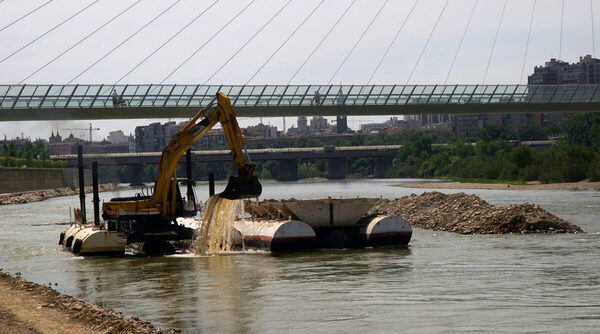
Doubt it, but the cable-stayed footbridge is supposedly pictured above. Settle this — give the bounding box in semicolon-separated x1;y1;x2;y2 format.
1;83;599;121
1;1;600;122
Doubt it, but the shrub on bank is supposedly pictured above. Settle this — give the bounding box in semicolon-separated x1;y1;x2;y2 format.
391;118;600;184
0;156;66;168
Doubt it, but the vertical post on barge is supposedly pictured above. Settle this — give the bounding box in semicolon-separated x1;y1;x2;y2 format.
77;145;86;223
209;173;215;197
186;149;193;200
92;161;100;226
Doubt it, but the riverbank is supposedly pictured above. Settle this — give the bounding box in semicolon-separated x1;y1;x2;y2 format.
393;180;600;191
0;272;173;334
0;184;118;205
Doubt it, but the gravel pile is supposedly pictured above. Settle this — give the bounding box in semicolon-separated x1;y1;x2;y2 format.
369;192;584;234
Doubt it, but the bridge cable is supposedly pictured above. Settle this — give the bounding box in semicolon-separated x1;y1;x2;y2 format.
592;0;596;56
203;0;293;85
159;0;257;85
19;0;144;84
367;0;420;85
0;0;54;33
406;0;449;84
245;0;325;85
328;0;391;85
67;0;182;84
520;0;536;84
116;0;220;84
482;0;508;84
287;0;359;85
559;0;564;60
444;0;478;84
0;0;100;65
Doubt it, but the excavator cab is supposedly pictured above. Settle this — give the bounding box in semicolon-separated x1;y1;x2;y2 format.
175;179;198;217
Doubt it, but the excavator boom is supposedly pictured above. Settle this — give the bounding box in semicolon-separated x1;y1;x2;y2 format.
215;93;262;200
102;92;261;221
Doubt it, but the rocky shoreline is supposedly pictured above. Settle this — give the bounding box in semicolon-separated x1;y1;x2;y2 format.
0;184;118;205
0;272;174;334
369;192;584;234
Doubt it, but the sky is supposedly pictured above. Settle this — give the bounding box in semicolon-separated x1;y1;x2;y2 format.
1;0;598;141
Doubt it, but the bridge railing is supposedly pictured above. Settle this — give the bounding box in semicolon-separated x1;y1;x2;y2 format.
2;84;600;110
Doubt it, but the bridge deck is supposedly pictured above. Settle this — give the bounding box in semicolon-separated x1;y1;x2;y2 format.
51;145;403;166
2;84;600;121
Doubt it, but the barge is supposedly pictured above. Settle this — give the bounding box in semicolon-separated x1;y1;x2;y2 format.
236;198;412;252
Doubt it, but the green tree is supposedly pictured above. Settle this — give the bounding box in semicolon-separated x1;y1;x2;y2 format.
566;113;600;149
349;134;364;146
508;146;533;169
517;125;546;141
262;160;278;179
587;154;600;181
349;158;372;176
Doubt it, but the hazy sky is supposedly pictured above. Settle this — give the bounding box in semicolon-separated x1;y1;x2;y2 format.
1;0;598;141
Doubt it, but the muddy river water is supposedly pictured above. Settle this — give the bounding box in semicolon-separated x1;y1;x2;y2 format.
1;178;599;333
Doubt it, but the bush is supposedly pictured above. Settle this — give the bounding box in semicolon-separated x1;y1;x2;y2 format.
587;154;600;181
298;164;325;179
349;158;372;176
518;165;539;181
538;144;594;183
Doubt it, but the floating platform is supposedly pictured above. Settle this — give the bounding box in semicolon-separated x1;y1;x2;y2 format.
234;219;316;251
59;218;194;256
282;198;379;227
59;223;127;256
59;198;411;256
240;198;412;251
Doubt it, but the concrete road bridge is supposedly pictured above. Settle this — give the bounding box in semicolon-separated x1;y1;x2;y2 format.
3;84;600;121
51;141;554;183
52;145;401;182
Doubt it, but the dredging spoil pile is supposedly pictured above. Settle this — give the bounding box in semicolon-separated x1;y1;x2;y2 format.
369;192;584;234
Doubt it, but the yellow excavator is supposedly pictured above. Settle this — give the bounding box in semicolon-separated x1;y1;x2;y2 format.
100;92;262;254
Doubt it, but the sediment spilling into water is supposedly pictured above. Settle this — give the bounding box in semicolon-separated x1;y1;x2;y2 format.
369;192;584;234
194;195;237;255
0;183;118;205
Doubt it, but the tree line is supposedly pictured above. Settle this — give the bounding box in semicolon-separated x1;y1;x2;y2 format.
389;113;600;183
0;140;66;169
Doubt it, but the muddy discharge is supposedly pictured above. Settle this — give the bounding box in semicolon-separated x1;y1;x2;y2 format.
194;195;238;254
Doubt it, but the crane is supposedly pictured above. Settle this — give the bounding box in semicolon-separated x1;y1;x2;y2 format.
62;123;100;142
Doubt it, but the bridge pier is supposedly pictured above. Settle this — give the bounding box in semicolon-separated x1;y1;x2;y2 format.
276;159;298;181
327;157;346;180
374;157;392;178
129;164;144;186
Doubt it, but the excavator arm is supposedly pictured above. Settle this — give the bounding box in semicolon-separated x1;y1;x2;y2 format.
102;92;261;221
153;92;261;215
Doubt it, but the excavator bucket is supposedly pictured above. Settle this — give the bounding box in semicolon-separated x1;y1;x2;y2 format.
220;175;262;200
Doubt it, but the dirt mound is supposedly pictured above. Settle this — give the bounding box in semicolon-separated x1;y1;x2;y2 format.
369;192;584;234
0;272;174;334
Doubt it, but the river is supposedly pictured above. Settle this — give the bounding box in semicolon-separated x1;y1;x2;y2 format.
1;178;599;333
